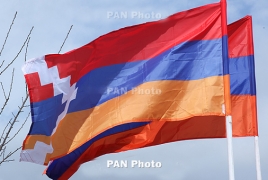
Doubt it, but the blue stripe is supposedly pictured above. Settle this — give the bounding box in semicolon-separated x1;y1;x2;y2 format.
29;38;224;136
29;94;66;135
230;55;256;95
69;38;223;113
46;121;151;179
222;35;229;75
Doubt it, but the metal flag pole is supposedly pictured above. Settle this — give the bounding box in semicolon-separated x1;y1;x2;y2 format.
220;0;235;177
254;136;262;180
226;115;235;180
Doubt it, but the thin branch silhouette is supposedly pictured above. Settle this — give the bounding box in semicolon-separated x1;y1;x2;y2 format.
0;12;17;56
0;26;34;76
58;25;73;53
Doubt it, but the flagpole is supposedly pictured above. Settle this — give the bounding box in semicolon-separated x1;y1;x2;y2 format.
254;136;262;180
226;115;235;180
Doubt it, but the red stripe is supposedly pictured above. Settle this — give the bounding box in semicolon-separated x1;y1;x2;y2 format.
220;0;227;36
57;74;259;180
59;116;226;179
45;3;222;85
228;16;254;57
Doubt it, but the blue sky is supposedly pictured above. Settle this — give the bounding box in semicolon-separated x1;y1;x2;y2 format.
0;0;267;179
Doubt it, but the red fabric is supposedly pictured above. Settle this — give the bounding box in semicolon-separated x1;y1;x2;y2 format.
59;116;226;180
25;72;54;102
45;3;222;85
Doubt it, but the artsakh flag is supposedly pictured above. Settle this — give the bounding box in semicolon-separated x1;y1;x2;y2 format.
20;1;232;179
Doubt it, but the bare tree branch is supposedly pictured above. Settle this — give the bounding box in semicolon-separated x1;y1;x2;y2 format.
0;120;10;144
0;12;17;57
4;112;30;146
58;25;73;53
0;146;21;165
0;69;14;115
0;60;4;69
0;82;7;99
0;13;73;166
0;95;28;155
24;37;31;95
24;37;31;62
0;26;34;76
0;12;33;166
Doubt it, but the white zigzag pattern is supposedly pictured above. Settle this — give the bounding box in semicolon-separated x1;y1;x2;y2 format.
20;56;78;165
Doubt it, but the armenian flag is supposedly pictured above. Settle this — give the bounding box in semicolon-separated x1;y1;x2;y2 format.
228;15;258;137
45;15;258;180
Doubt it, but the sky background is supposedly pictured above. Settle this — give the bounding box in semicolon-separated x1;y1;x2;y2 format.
0;0;267;179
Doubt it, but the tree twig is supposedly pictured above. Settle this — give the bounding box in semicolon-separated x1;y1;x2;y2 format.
0;12;17;56
0;60;4;69
0;146;21;165
0;26;34;76
24;37;31;62
58;25;73;53
0;95;28;153
0;121;10;144
4;112;30;146
0;69;14;115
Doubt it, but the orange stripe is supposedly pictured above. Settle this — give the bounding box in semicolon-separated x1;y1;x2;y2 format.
231;95;258;137
23;90;257;165
51;76;224;159
23;76;225;163
223;74;231;115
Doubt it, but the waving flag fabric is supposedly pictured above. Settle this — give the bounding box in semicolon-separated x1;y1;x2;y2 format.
45;15;258;180
228;16;258;137
20;1;231;179
45;15;258;179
